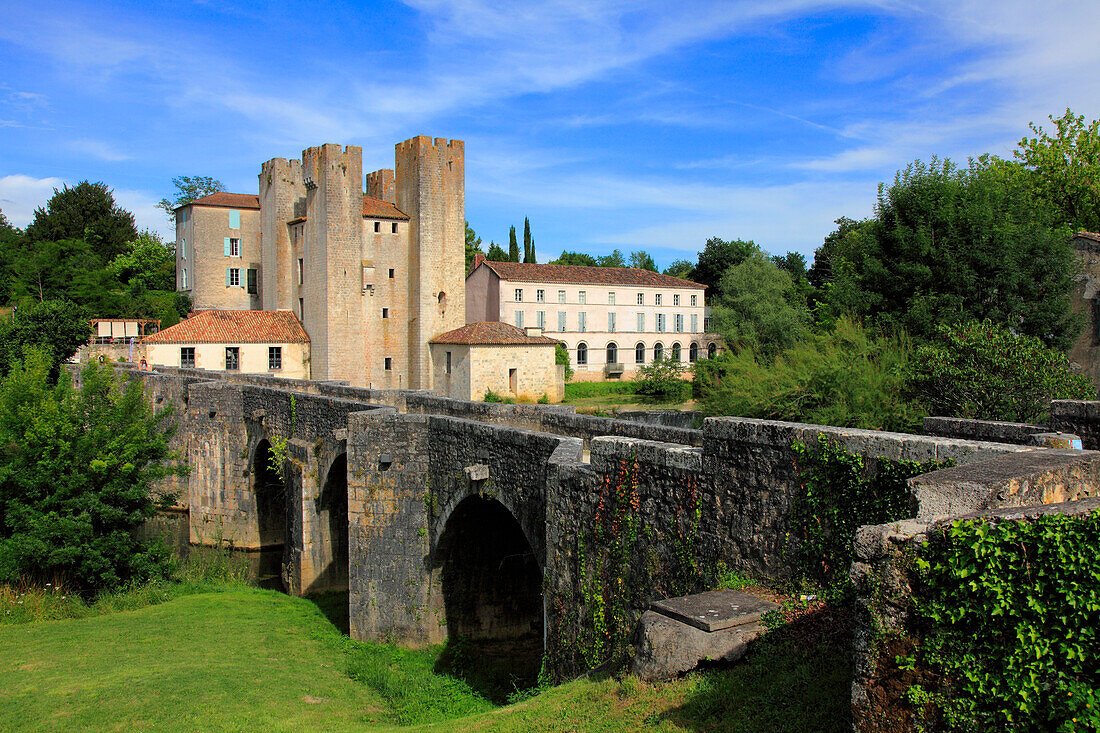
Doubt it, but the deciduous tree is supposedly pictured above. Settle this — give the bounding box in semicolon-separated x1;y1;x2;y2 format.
1015;109;1100;232
24;182;137;264
155;176;226;222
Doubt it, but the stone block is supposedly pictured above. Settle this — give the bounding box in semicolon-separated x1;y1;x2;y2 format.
632;610;764;682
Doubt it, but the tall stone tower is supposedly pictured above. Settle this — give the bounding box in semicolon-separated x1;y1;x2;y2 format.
259;156;303;312
395;137;466;390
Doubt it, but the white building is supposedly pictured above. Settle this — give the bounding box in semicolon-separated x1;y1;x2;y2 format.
465;256;721;381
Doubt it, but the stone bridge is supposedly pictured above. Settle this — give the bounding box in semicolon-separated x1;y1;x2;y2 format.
105;364;1100;693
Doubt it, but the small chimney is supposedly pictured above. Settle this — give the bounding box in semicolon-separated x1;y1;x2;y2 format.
473;252;486;270
525;326;543;337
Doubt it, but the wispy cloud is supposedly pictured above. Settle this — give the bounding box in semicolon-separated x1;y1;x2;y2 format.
68;140;130;162
0;174;64;227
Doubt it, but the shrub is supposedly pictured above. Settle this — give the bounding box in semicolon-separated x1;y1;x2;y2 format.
483;389;503;403
537;393;549;404
633;356;690;401
910;319;1095;423
0;350;182;592
554;343;574;381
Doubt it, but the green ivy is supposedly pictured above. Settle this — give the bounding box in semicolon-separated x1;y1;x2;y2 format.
911;511;1100;731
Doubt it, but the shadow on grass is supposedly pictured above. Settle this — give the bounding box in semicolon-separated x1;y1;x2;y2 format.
655;605;854;732
304;590;350;636
433;634;543;705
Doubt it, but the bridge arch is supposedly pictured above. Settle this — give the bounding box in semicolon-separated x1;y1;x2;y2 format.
251;438;288;589
314;451;350;592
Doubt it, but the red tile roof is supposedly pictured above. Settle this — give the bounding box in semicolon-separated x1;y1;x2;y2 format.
362;195;408;220
179;192;260;210
430;321;562;346
476;260;706;289
142;310;309;344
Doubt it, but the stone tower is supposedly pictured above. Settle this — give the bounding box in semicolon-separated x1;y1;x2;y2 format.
395;137;466;390
259;157;303;312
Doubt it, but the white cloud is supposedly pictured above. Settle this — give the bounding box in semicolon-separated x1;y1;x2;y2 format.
0;174;64;227
68;140;130;162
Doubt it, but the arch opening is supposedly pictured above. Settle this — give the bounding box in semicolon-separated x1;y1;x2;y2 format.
434;494;543;698
252;439;288;590
315;453;349;594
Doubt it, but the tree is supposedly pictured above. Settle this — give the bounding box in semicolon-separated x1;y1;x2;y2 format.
555;342;573;381
523;217;536;263
24;182;137;264
1015;109;1100;232
633;356;690;401
156;176;226;222
0;350;179;591
486;241;508;261
910;320;1094;423
596;249;626;268
465;221;484;271
826;156;1080;349
809;217;865;289
508;226;520;262
0;209;23;304
663;259;694;279
712;254;811;360
692;237;760;297
550;251;598;267
108;231;175;294
0;299;92;378
629;251;657;272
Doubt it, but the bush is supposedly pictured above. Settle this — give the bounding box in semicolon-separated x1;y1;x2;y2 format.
483;389;503;403
0;350;182;592
910;319;1095;423
633;356;690;401
555;343;574;381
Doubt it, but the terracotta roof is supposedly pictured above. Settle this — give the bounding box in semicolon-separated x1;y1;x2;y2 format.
362;195;408;220
475;260;706;289
142;310;309;344
178;192;260;210
430;321;562;346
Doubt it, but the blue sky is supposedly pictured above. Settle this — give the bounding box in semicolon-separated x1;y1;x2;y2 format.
2;1;1099;269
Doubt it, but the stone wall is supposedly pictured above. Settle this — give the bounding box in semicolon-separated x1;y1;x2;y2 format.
921;416;1047;445
1050;399;1100;449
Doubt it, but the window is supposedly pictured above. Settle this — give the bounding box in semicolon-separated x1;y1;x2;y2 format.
298;259;304;285
608;312;616;332
608;292;616;305
691;314;698;333
229;210;240;229
388;268;395;279
536;289;545;303
577;342;588;365
637;292;644;305
655;293;662;306
673;294;680;306
708;342;717;359
704;316;713;332
382;308;389;319
181;268;188;289
675;314;684;333
515;288;523;302
515;310;524;328
298;298;304;322
671;342;681;361
180;347;195;368
536;310;546;329
247;268;257;294
374;221;380;233
654;342;663;360
558;312;566;332
635;342;646;364
391;222;398;234
558;290;566;303
689;343;699;362
656;313;666;332
578;290;586;304
606;342;618;364
225;347;239;371
578;312;587;332
691;294;698;307
446;351;452;374
227;268;241;287
180;238;186;258
637;313;645;332
269;346;282;370
229;238;241;257
384;357;393;371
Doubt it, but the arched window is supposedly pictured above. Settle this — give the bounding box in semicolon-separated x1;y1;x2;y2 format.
671;342;681;361
708;342;717;359
653;342;663;361
689;342;699;362
606;342;618;364
576;342;588;365
635;342;646;364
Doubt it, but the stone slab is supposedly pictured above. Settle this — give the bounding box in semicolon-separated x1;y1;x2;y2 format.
633;610;766;682
650;589;778;632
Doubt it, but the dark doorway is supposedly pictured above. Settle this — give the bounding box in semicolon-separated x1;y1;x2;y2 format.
315;453;349;593
434;495;543;701
252;439;287;590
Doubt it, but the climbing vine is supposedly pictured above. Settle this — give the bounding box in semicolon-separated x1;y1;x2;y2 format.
267;394;296;474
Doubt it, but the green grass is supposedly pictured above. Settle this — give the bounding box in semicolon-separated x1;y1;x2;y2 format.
563;380;693;413
0;582;852;731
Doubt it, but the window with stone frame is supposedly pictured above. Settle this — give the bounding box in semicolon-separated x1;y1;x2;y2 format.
225;347;240;371
268;346;282;370
180;347;195;368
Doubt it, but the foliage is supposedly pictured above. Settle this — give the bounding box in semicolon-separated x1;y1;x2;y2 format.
628;250;657;271
633;356;690;401
554;342;573;381
791;436;947;594
25;181;137;264
697;316;924;432
486;241;507;261
155;176;225;222
809;216;866;290
0;299;92;378
464;221;483;271
691;236;760;297
550;250;598;266
522;217;536;263
595;249;626;268
108;231;175;294
1015;108;1100;232
483;389;504;403
712;253;811;360
823;156;1080;348
663;258;695;279
910;319;1095;423
508;225;520;262
910;511;1100;731
0;353;180;592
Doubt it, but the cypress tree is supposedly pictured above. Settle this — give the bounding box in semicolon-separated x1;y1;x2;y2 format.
523;217;536;263
508;226;519;262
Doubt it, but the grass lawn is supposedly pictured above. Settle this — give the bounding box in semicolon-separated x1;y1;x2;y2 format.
0;587;852;732
562;380;694;413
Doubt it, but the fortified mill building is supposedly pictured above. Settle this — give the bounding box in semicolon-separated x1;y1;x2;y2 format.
173;137;466;390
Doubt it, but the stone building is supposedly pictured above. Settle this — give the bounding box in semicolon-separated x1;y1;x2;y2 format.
143;309;311;379
465;255;721;381
428;321;564;402
175;136;465;389
1068;231;1100;394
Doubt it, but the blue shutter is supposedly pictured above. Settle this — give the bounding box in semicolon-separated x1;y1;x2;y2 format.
229;210;240;229
225;268;231;286
224;237;231;256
